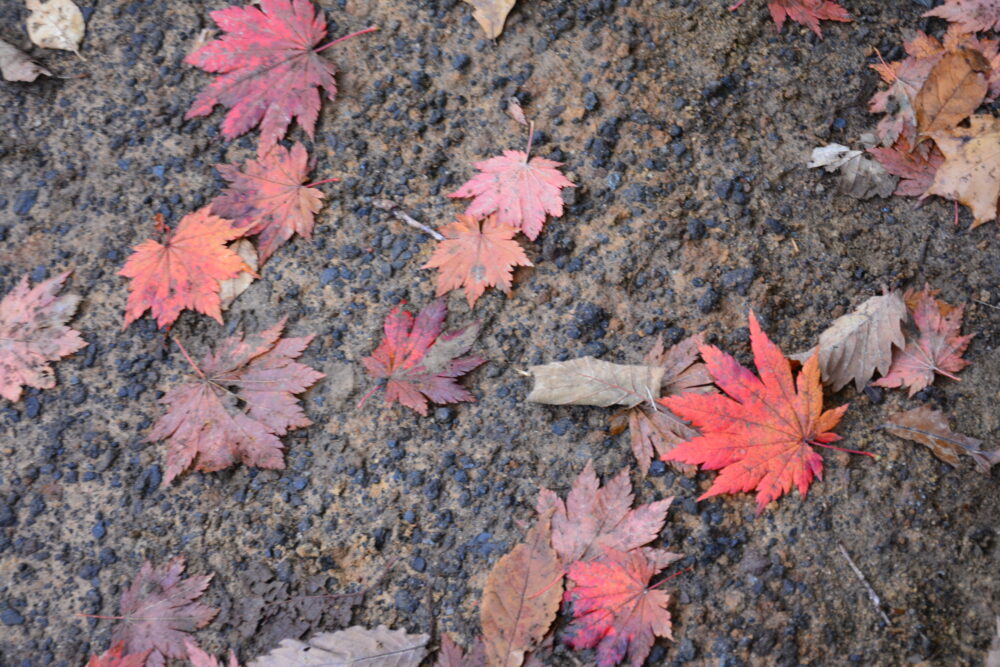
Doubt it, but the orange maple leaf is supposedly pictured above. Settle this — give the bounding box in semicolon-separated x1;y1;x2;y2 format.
120;208;254;329
730;0;849;38
449;149;575;241
565;548;674;667
87;643;150;667
211;142;331;264
422;213;532;307
661;312;866;513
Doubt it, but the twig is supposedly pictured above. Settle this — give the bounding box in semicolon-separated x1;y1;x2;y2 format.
372;199;444;241
837;542;891;626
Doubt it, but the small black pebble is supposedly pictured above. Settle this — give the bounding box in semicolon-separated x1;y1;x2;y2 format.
863;385;884;405
649;460;667;477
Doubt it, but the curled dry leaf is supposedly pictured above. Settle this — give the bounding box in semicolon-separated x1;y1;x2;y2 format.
86;643;150;667
25;0;85;57
247;625;429;667
110;557;218;667
219;239;258;310
924;0;1000;34
0;271;86;402
480;512;562;667
792;289;907;392
0;38;51;81
915;48;990;136
883;405;998;472
808;143;897;199
463;0;517;39
527;358;664;408
924;114;1000;227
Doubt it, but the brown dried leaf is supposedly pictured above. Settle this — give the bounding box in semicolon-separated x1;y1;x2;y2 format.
925;114;1000;227
527;357;665;408
463;0;517;39
883;405;998;472
247;625;429;667
916;48;990;136
435;634;486;667
808;143;898;199
219;239;258;310
480;512;562;667
0;37;51;81
793;290;907;392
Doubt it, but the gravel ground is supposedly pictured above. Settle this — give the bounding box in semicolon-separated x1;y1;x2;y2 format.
0;0;998;664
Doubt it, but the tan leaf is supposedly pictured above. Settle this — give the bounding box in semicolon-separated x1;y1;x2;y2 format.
916;48;990;136
882;405;998;472
25;0;86;58
527;357;665;408
0;38;51;81
808;143;898;199
925;114;1000;227
506;97;528;126
219;239;259;310
480;512;562;667
247;625;429;667
793;290;907;392
463;0;517;39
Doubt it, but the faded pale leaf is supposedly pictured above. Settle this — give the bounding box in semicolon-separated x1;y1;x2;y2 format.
185;640;240;667
219;239;258;310
792;290;907;392
25;0;85;57
808;143;897;199
0;38;51;81
506;97;528;126
883;405;998;472
915;48;989;136
248;625;429;667
481;513;562;667
925;115;1000;227
463;0;517;39
924;0;1000;33
527;358;665;408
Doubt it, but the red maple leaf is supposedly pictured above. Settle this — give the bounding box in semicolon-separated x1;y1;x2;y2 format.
565;548;674;667
110;557;218;667
730;0;850;37
874;286;974;396
87;643;150;667
449;150;575;241
361;299;484;416
148;318;324;484
661;312;861;513
422;213;532;307
867;127;944;197
184;0;377;153
924;0;1000;34
120;208;254;329
211;142;333;263
0;271;86;402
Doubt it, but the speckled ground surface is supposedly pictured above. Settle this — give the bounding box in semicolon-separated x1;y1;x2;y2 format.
0;0;998;664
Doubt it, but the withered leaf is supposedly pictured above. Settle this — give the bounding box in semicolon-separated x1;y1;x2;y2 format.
808;143;898;199
218;238;258;310
915;48;990;136
883;405;998;472
0;37;51;81
925;114;1000;227
463;0;517;39
793;290;907;392
247;625;429;667
25;0;86;57
480;512;562;667
527;357;665;408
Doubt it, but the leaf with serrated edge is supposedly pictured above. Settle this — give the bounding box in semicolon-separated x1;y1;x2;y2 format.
247;625;429;667
528;358;664;408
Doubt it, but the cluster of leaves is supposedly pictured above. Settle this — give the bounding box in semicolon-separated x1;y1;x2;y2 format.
866;5;1000;227
0;0;85;82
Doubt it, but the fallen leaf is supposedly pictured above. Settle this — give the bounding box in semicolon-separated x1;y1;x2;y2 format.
247;625;429;667
536;461;681;568
924;0;1000;34
481;512;562;667
792;290;907;392
0;271;86;402
219;239;258;310
915;48;990;136
211;142;328;264
527;357;664;408
662;312;853;513
148;318;324;484
186;640;240;667
463;0;517;39
361;299;484;416
0;37;51;81
110;556;218;667
867;128;944;197
564;548;674;667
423;213;532;308
732;0;849;37
86;643;150;667
506;97;528;126
25;0;85;57
611;335;713;476
808;143;898;199
874;286;974;396
924;114;1000;227
449;150;575;241
185;0;375;153
883;405;998;472
120;208;253;329
434;634;486;667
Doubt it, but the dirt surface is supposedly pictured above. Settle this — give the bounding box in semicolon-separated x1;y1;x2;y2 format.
1;0;999;664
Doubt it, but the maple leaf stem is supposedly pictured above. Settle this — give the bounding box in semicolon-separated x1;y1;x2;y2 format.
647;565;694;591
171;336;206;380
525;120;535;160
305;177;341;187
76;613;130;620
356;382;382;409
727;0;748;9
809;441;876;459
314;25;380;54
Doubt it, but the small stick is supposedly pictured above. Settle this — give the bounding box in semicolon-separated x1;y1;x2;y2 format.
837;542;891;626
372;199;445;241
